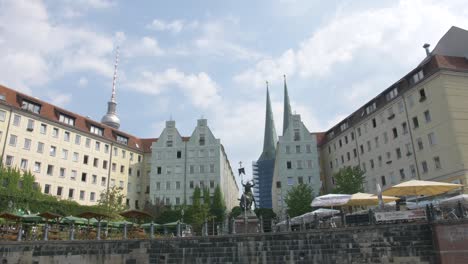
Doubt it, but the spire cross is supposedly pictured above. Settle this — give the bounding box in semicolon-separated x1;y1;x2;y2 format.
111;46;120;103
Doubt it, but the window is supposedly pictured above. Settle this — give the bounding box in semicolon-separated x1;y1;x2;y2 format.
286;161;292;169
105;144;110;153
353;148;357;158
85;138;91;148
83;155;89;165
424;110;431;123
286;146;291;154
297;160;303;169
399;169;405;180
157;166;162;174
21;100;41;113
176;150;182;159
374;136;379;148
79;190;85;200
392;128;398;139
26;119;34;131
5;155;13;166
296;145;301;153
49;146;56;156
13;114;21;126
0;110;5;121
176;181;182;190
40;123;47;134
276;181;282;188
367;141;371;151
294;129;300;141
199;165;204;173
103;160;108;169
95;141;100;151
308;160;313;168
412;70;424;84
34;162;41;172
189;181;194;189
378;156;382;167
91;175;97;184
120;165;124;173
71;170;77;180
434;157;441;169
306;144;311;153
199;134;205;146
386;87;398;101
93;158;99;167
81;173;87;182
59;167;66;177
428;132;436;146
90;125;103;136
62;131;70;142
74;134;81;145
383;132;388;144
402;122;408;135
209;149;215;157
298;176;304;184
57;186;63;196
47;165;54;176
360;145;364;154
90;192;96;202
347;152;350;161
166;181;171;190
20;159;28;170
44;184;50;194
365;102;377;114
61;149;68;160
381;175;386;186
287;177;294;185
68;189;75;199
116;135;128;145
417;138;424;151
119;180;124;188
199;149;204;157
112;163;116;172
101;177;106;186
9;134;17;147
372;118;377;128
405;143;412;156
410;164;416;178
396;148;402;159
210;164;215;173
398;101;405;113
351;131;355;140
421;161;428;173
23;138;31;150
59;113;75;126
357;127;361;137
412;117;419;129
52;128;59;138
72;152;79;162
113;147;118;156
370;159;374;169
419;88;427;101
340;122;348;131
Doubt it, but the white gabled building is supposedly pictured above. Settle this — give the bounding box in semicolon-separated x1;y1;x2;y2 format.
150;119;239;210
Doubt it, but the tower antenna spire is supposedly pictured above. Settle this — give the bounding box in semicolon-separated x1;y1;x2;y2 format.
111;46;119;103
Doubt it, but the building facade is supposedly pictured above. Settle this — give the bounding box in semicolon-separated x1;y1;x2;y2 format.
149;119;239;210
320;26;468;194
0;88;238;210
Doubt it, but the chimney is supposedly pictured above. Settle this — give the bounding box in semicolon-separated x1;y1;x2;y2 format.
423;43;431;57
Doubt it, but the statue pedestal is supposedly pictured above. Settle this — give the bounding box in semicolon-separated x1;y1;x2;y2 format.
234;211;259;234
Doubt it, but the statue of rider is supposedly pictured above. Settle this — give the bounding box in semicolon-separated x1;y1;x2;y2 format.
241;180;256;210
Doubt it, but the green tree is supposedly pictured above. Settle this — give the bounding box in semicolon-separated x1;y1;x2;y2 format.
229;206;242;218
284;183;314;217
211;185;226;222
186;187;205;232
97;185;128;219
332;166;365;194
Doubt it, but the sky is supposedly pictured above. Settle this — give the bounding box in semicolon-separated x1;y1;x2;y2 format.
1;0;468;180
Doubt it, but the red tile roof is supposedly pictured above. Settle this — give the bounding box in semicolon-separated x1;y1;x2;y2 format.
0;84;157;153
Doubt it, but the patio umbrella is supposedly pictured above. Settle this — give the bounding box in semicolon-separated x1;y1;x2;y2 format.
38;212;62;221
61;216;87;225
439;194;468;208
311;194;351;207
0;212;22;221
141;222;161;228
110;221;134;228
21;214;43;223
345;192;399;206
309;208;340;218
383;180;462;196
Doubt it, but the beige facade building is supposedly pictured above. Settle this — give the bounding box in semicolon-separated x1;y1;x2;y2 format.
0;84;238;209
320;26;468;194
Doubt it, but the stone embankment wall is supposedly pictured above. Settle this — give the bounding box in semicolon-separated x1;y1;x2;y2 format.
0;222;466;264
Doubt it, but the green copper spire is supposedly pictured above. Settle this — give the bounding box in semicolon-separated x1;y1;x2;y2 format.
282;74;292;135
259;81;278;161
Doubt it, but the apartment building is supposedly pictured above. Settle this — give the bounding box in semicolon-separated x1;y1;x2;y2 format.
150;119;239;210
321;26;468;194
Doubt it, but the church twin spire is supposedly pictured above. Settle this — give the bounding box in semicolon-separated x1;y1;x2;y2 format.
259;75;293;161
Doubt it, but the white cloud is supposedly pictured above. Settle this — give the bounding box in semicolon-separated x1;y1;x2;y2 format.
47;92;72;107
0;0;115;92
126;68;221;109
235;0;468;88
78;77;88;87
147;19;195;33
126;37;164;57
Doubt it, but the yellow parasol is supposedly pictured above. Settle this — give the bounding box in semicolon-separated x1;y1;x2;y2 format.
383;180;462;196
345;192;399;206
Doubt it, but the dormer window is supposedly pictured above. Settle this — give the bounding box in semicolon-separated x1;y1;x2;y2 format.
294;129;301;141
365;102;377;115
385;87;398;101
0;94;5;101
90;125;103;136
340;122;348;132
116;135;128;145
412;70;424;84
59;113;75;126
21;99;41;114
